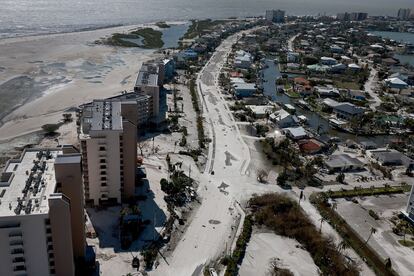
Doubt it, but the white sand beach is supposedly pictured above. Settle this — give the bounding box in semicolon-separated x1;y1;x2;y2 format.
0;25;161;143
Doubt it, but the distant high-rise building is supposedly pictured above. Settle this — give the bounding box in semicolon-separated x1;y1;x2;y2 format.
337;12;367;21
337;13;350;21
265;10;286;23
0;147;85;276
398;8;411;20
79;100;138;206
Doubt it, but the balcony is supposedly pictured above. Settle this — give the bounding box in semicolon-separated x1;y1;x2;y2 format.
13;265;26;273
10;243;24;251
9;232;22;238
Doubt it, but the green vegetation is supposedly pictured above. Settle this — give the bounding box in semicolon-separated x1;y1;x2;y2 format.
320;185;411;199
179;133;187;147
311;193;398;276
255;124;269;137
250;193;359;275
334;81;362;90
369;209;380;220
142;248;158;269
62;113;73;123
183;19;226;39
271;265;294;276
189;79;206;149
224;215;253;276
99;28;164;49
41;123;61;136
261;138;302;169
398;239;414;247
156;21;170;28
286;90;301;98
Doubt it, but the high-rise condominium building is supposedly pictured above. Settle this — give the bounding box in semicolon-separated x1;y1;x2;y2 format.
134;61;167;126
337;12;368;21
79;100;137;206
265;10;286;23
0;147;85;276
398;8;411;20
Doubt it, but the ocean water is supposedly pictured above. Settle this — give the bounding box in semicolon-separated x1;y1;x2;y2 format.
371;31;414;44
0;0;413;39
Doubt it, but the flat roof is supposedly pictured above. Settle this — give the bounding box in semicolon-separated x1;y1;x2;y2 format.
55;154;81;165
135;71;159;87
80;100;123;135
234;83;256;90
0;149;62;216
284;126;307;137
326;154;364;168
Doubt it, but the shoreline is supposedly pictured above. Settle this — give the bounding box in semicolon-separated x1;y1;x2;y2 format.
0;20;189;45
0;23;164;154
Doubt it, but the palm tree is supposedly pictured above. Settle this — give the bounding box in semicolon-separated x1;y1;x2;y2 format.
331;202;338;212
365;227;377;245
337;240;349;253
319;217;326;233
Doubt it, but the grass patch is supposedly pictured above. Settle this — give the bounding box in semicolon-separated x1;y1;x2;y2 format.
286;90;301;98
183;19;226;40
224;215;253;276
398;239;414;247
334;81;361;90
250;193;359;275
98;28;164;49
322;185;411;199
188;79;206;149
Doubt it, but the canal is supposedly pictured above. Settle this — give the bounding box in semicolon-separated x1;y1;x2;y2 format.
261;58;395;146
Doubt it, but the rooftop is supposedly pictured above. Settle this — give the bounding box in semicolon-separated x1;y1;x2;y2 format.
135;70;159;87
284;127;307;138
0;149;62;216
80;100;123;135
325;154;364;168
234;83;256;90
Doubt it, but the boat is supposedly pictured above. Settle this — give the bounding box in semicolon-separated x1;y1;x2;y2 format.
283;103;296;114
298;115;308;124
329;118;348;130
296;99;310;110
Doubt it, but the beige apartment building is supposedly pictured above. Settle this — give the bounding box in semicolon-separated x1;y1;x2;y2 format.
134;61;167;125
79;99;137;206
0;147;85;276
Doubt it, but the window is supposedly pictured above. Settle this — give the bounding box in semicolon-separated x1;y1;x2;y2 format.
100;165;107;169
13;257;25;263
99;146;105;151
101;182;107;187
100;176;107;181
99;159;106;164
11;248;24;254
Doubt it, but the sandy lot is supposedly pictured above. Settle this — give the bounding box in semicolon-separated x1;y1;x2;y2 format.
336;194;414;276
240;232;319;276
